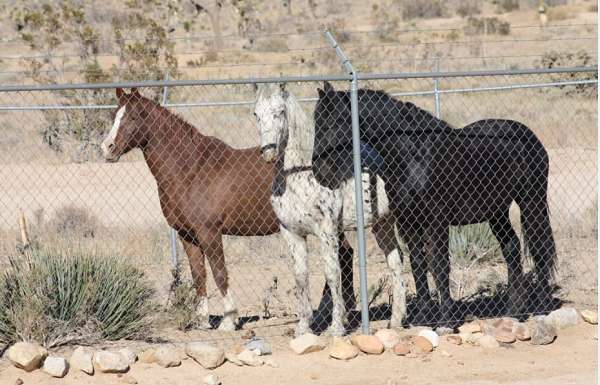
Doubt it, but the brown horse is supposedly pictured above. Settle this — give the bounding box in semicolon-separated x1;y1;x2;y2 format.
101;88;354;331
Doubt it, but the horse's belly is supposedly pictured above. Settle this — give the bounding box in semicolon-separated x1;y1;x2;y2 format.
341;171;390;229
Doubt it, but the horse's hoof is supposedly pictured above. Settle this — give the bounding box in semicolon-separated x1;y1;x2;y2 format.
217;317;237;332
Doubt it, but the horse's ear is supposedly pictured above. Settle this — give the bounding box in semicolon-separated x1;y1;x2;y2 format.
323;81;334;94
317;88;325;99
252;83;259;93
279;83;288;99
116;88;125;99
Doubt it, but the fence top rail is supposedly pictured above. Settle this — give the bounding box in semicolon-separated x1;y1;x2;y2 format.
0;66;596;93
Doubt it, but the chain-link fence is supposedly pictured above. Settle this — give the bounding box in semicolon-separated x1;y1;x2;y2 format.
0;65;596;344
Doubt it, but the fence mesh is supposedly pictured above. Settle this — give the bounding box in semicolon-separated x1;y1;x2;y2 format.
0;68;596;344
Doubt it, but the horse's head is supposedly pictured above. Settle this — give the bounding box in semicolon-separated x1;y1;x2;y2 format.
101;88;151;162
314;81;351;156
253;83;289;163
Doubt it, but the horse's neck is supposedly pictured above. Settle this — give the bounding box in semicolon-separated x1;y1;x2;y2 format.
142;108;204;181
281;97;314;170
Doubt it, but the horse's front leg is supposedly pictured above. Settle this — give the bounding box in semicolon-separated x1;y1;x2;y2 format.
318;221;346;336
430;223;454;333
181;237;211;329
400;224;431;325
281;226;312;336
199;232;238;332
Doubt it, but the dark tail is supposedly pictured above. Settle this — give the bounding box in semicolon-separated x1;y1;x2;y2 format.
521;196;557;285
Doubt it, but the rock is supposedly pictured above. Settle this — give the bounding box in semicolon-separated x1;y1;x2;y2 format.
42;356;69;378
203;374;221;385
15;379;23;385
245;338;272;355
185;342;225;369
480;323;496;336
512;323;531;341
458;322;481;334
289;333;324;355
411;336;433;354
120;375;138;384
392;342;411;356
350;335;384;354
459;332;482;345
7;342;48;372
580;309;598;324
375;329;400;349
418;329;440;348
155;346;181;368
138;348;157;364
531;319;557;345
440;350;452;358
477;335;500;348
237;349;264;366
241;329;256;340
492;317;518;331
494;330;516;344
329;337;359;360
264;357;278;368
93;350;129;373
70;347;94;375
225;351;244;366
118;348;137;365
545;307;580;329
446;335;462;345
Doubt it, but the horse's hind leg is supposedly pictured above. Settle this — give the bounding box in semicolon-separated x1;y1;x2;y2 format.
429;224;454;332
181;238;211;329
373;215;406;328
489;212;525;317
199;232;238;332
281;226;312;336
317;221;345;336
400;225;431;324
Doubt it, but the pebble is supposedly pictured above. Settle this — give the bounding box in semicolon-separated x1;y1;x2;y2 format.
477;335;500;348
203;374;221;385
185;342;225;369
70;347;94;375
350;335;384;354
513;322;531;341
225;351;244;366
264;357;279;368
120;375;138;384
458;321;481;334
418;329;440;347
42;356;69;378
493;329;516;344
93;350;129;373
531;319;557;345
138;348;157;364
580;309;598;324
15;379;23;385
411;336;433;354
155;346;182;368
440;349;452;358
245;338;272;355
329;337;359;360
237;349;264;366
392;342;411;356
374;329;401;349
446;335;462;345
7;342;48;372
289;333;324;355
545;307;580;329
242;329;256;340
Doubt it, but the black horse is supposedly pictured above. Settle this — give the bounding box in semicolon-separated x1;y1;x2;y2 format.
312;81;557;327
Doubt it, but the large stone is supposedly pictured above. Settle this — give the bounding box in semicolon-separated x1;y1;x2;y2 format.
375;329;401;349
491;318;517;332
245;338;272;355
120;375;138;384
392;342;411;356
512;323;531;341
458;322;481;334
545;308;580;329
531;319;557;345
418;330;440;348
329;337;359;360
446;335;462;345
225;351;244;366
289;333;324;355
237;349;264;366
203;374;221;385
93;350;129;373
580;309;598;325
138;348;157;364
70;347;94;375
477;335;500;348
118;348;137;365
493;330;516;344
42;356;68;378
7;342;48;372
155;346;181;368
185;342;225;369
350;335;384;354
411;336;433;354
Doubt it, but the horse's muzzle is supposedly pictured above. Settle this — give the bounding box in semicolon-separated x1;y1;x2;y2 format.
101;141;120;162
260;144;277;163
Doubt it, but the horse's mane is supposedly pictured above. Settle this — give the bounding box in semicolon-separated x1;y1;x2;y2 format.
356;88;454;133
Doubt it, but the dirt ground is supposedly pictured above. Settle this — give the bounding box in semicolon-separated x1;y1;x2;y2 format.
0;321;596;385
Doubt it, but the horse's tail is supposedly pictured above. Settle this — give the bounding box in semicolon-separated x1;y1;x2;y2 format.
517;126;557;287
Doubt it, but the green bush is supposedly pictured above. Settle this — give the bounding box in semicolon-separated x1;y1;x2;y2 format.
0;250;153;347
449;223;501;266
402;0;447;20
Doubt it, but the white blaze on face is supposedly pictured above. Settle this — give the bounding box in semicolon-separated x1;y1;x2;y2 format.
101;105;126;159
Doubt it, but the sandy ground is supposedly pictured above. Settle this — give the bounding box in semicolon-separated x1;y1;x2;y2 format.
0;321;597;385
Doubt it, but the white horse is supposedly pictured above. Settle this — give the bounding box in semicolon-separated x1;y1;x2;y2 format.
253;83;406;336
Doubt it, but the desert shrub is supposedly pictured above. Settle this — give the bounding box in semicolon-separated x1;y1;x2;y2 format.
464;17;511;36
167;281;204;331
47;205;99;239
402;0;447;20
0;250;154;347
588;3;598;12
494;0;520;13
456;0;481;17
547;6;572;21
537;50;598;95
449;223;501;266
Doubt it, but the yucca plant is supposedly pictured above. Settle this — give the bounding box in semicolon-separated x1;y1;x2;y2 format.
0;249;154;348
449;223;501;267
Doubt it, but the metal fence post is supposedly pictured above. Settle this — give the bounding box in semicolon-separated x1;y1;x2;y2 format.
324;30;370;334
161;73;179;272
434;57;441;119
